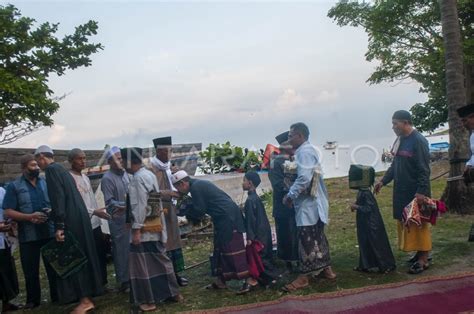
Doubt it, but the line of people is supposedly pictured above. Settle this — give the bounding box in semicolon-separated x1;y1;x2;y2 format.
0;104;472;312
0;123;338;312
0;136;189;313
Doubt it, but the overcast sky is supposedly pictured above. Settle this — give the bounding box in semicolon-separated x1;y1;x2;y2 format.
3;1;426;151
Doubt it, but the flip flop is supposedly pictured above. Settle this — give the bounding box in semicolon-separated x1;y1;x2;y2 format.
408;262;425;275
281;281;308;292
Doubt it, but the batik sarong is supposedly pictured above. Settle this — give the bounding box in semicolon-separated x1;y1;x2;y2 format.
298;220;331;273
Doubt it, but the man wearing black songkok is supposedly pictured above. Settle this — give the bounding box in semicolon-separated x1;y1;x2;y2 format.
150;136;188;286
268;131;299;272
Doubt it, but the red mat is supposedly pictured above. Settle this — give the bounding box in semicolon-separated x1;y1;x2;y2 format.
192;272;474;313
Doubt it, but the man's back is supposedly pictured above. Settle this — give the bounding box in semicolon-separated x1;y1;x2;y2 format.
189;179;245;243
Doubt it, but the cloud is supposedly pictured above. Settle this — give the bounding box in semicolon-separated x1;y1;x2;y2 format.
47;124;66;145
275;88;306;111
274;88;340;114
314;90;339;103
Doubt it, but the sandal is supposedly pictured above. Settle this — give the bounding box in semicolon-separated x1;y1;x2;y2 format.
138;304;156;312
236;282;253;295
319;267;337;280
408;262;425;275
353;266;369;273
281;279;309;292
70;303;95;314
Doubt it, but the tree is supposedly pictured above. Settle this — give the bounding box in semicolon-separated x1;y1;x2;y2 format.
0;4;103;144
328;0;474;213
327;0;474;132
199;142;262;174
439;0;472;213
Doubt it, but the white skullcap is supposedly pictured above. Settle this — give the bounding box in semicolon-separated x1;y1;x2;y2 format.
34;145;54;156
172;170;189;184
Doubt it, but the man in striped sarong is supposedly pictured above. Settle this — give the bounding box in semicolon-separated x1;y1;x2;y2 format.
122;147;182;312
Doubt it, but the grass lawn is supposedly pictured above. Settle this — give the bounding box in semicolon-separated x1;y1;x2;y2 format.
10;170;474;313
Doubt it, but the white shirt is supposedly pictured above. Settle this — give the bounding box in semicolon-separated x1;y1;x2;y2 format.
70;172;102;229
129;167;167;243
467;133;474;167
288;141;329;227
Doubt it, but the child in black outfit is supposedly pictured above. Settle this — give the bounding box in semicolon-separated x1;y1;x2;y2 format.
349;165;396;274
239;171;276;293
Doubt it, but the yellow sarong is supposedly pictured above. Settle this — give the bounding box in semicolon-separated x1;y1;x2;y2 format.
397;221;432;252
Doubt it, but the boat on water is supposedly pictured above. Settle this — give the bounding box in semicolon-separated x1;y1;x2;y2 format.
323;141;338;150
427;134;450;153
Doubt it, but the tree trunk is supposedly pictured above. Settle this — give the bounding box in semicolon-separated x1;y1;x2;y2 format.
439;0;471;213
466;64;474;104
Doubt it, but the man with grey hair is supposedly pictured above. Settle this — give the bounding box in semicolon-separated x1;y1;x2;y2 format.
100;146;130;292
35;145;103;312
68;148;110;288
282;122;336;292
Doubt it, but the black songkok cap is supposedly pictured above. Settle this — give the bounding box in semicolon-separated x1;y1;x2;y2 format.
245;171;261;188
121;147;143;163
153;136;172;148
349;164;375;190
392;110;412;122
275;131;289;145
457;104;474;118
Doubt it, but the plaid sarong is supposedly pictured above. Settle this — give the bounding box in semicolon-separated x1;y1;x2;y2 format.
166;248;185;273
214;231;249;281
129;241;180;305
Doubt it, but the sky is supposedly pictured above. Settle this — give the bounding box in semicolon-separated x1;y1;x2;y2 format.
3;1;427;152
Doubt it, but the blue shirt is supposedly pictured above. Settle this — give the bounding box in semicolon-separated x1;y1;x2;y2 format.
2;175;54;243
0;187;7;249
288;141;329;227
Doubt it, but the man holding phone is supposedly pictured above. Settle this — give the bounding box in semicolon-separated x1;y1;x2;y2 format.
3;154;57;309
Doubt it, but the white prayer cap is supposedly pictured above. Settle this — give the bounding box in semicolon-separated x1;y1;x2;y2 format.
106;146;121;161
172;170;189;184
34;145;54;156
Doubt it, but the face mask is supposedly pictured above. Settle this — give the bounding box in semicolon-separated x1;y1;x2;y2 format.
28;169;40;178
